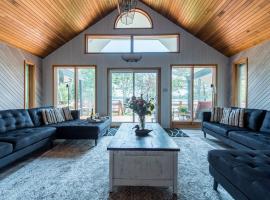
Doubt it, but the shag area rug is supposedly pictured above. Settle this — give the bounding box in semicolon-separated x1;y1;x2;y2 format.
0;136;233;200
106;127;189;137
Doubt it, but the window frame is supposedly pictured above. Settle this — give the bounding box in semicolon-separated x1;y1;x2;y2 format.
114;8;153;29
231;58;248;108
52;65;97;113
85;34;180;54
170;64;218;128
24;60;36;109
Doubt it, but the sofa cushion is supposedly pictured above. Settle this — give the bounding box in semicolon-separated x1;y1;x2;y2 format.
244;109;266;131
203;122;247;137
260;111;270;134
28;106;53;127
0;142;13;158
51;119;109;130
49;118;111;139
228;131;270;150
0;109;34;133
208;150;270;200
0;127;56;151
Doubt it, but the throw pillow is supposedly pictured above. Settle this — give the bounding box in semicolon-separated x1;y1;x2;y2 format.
245;109;266;131
223;108;245;127
54;108;65;123
239;108;245;128
210;107;223;122
41;109;58;125
220;108;232;125
62;107;73;121
41;109;49;125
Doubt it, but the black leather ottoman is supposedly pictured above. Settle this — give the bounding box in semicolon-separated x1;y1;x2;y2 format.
51;117;111;145
208;150;270;200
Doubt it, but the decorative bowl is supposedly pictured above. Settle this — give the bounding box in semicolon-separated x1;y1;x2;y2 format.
135;129;152;137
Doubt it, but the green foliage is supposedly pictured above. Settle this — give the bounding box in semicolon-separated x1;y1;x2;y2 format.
179;106;188;114
126;96;155;116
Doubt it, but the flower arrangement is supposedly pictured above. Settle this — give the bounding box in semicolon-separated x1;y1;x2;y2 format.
126;95;155;129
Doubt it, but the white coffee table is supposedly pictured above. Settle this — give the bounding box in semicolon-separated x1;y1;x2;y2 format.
107;123;180;195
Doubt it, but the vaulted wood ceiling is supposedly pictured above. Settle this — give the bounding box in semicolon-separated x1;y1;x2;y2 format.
0;0;118;57
0;0;269;58
142;0;270;56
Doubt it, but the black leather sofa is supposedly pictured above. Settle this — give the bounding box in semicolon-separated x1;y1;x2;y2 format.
0;107;111;169
208;150;270;200
204;108;270;199
202;108;270;150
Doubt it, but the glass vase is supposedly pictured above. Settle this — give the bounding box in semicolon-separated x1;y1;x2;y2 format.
139;115;145;130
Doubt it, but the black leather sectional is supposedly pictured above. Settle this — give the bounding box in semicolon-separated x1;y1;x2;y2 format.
0;107;111;169
202;108;269;150
202;108;270;200
208;150;270;200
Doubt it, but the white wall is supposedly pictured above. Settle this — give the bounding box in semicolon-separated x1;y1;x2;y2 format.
230;40;270;110
0;41;42;110
42;2;229;127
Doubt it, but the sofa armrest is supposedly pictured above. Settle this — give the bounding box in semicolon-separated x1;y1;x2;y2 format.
202;111;211;122
71;110;80;120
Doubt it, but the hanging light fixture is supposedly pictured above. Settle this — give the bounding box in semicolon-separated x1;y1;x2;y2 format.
117;0;137;25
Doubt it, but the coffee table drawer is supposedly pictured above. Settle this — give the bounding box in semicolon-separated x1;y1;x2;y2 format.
113;151;174;180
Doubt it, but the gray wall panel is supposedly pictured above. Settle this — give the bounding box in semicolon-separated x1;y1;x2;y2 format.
230;40;270;110
42;2;230;127
0;42;42;110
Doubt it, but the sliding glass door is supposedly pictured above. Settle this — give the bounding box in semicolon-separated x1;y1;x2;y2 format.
171;65;216;124
54;66;96;118
109;69;159;124
111;72;134;122
55;67;76;109
77;68;96;117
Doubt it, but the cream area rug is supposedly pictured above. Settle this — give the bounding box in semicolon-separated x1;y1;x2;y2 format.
0;135;233;200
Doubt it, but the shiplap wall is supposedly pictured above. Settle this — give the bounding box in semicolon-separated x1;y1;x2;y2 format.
0;41;42;110
42;2;229;127
230;40;270;110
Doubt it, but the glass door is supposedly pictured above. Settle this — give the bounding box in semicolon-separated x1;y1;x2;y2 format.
134;72;158;122
55;67;76;110
54;66;96;118
77;67;96;118
171;67;192;121
171;65;216;125
193;67;216;121
109;69;159;124
111;72;134;122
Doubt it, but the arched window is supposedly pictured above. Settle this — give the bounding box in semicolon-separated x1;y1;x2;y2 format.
115;9;152;29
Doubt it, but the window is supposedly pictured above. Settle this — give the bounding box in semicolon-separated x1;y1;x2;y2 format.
134;35;179;52
232;58;248;108
115;9;152;29
86;35;131;53
108;69;160;125
171;65;216;124
54;66;96;119
24;61;35;109
86;34;179;53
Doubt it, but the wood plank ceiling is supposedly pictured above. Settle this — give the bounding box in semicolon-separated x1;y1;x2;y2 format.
142;0;270;56
0;0;269;57
0;0;118;57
